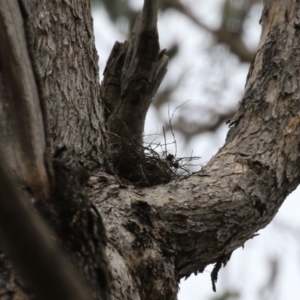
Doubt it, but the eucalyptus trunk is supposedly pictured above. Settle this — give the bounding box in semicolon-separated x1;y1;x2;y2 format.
0;0;299;299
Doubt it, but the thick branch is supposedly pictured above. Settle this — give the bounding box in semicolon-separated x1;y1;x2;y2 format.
0;0;49;198
20;0;106;169
93;0;300;297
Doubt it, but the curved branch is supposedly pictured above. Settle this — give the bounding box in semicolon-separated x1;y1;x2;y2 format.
94;0;300;297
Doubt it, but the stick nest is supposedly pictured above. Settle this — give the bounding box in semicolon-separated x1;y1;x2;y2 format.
111;138;200;187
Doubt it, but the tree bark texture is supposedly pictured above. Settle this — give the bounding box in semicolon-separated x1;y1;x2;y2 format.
1;0;300;299
21;0;107;170
0;154;93;300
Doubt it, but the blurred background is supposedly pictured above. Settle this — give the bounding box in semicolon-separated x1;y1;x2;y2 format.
92;1;300;299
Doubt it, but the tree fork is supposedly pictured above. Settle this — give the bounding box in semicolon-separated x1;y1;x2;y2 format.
1;0;300;299
95;0;300;297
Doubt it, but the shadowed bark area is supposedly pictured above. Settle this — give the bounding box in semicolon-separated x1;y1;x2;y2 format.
1;0;300;300
0;0;49;199
100;0;168;185
0;156;93;300
0;0;110;299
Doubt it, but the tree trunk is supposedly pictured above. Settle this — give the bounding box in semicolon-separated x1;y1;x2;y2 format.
0;0;300;299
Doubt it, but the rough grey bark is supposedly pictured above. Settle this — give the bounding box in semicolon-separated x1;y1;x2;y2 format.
0;0;300;300
0;0;110;299
21;0;107;170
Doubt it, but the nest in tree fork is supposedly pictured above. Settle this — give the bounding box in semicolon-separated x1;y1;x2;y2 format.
110;136;200;187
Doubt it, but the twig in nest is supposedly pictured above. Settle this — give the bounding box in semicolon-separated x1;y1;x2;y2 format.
109;130;201;187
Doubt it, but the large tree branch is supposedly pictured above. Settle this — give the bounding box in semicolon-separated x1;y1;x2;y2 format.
0;1;111;299
91;0;300;297
0;0;50;198
20;0;106;169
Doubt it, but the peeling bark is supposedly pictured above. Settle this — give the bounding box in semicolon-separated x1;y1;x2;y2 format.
1;0;300;300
